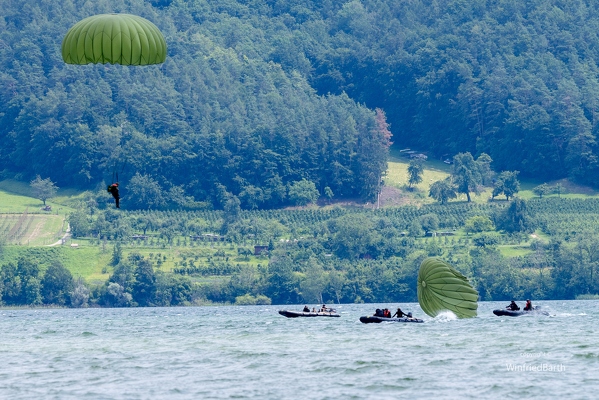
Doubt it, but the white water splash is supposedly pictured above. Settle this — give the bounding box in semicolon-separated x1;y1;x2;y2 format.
432;310;458;322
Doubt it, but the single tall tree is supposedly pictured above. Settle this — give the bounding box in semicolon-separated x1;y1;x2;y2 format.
30;175;58;206
532;183;551;198
493;171;520;200
407;159;424;189
429;178;457;204
500;171;520;200
451;152;483;202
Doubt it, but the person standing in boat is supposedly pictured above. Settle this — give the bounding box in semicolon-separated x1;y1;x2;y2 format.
392;307;407;318
506;300;520;311
523;299;533;311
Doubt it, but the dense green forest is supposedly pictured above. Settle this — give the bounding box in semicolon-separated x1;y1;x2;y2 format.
0;0;390;209
4;0;599;209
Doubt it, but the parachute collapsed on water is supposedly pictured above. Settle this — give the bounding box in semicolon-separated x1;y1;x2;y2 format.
417;257;478;318
61;14;167;65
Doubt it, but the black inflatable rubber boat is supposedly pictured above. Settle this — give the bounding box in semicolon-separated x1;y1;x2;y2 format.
359;316;424;324
278;310;340;318
493;307;549;317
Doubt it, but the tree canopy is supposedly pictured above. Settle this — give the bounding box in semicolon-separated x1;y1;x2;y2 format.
4;0;599;209
0;0;390;210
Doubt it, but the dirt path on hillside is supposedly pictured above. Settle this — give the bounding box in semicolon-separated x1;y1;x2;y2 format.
47;225;71;247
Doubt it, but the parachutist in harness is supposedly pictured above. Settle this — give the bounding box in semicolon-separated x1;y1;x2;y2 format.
107;182;120;208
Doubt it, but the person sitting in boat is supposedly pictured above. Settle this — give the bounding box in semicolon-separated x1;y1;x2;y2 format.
523;299;533;311
303;305;310;312
506;300;520;311
374;309;385;317
321;304;328;312
383;308;391;318
392;307;407;318
312;307;316;312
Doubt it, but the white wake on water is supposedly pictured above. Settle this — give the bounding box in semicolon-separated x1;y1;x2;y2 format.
432;310;458;322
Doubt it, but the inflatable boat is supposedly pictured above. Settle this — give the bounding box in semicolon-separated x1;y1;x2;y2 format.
278;310;340;318
492;307;549;317
359;316;424;324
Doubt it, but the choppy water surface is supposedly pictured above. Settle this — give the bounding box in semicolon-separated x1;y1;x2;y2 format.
1;301;598;399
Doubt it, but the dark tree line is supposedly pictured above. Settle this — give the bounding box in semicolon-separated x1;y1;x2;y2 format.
264;0;599;186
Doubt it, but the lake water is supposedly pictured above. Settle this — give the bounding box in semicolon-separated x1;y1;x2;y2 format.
1;301;597;399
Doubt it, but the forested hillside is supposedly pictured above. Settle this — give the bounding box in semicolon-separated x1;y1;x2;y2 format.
292;0;599;185
3;0;599;208
0;0;390;209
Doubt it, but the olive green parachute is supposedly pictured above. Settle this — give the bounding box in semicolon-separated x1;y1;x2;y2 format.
62;14;167;65
417;257;478;318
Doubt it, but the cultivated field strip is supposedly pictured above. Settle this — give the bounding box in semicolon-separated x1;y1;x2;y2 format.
0;213;64;245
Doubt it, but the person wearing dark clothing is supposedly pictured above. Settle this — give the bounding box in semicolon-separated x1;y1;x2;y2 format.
108;182;120;208
303;305;310;312
506;300;520;311
523;299;533;311
392;308;407;318
374;309;384;317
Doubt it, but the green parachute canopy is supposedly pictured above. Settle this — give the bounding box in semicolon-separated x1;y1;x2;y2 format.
62;14;167;65
417;257;478;318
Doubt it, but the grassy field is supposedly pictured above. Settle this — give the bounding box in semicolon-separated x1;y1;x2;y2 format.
384;151;599;205
0;179;80;215
497;244;533;258
384;152;450;203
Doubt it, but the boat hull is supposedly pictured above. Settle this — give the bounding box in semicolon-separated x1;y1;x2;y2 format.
493;308;549;317
278;310;340;318
359;316;424;324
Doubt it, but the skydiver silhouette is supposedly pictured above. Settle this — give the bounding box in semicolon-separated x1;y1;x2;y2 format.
107;182;120;208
